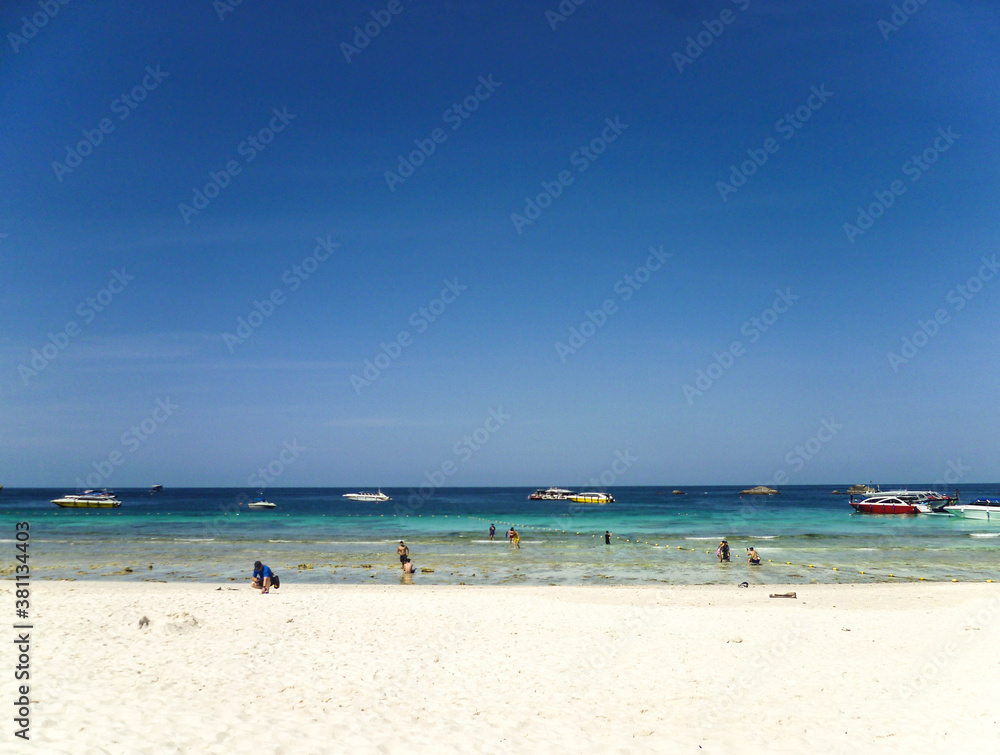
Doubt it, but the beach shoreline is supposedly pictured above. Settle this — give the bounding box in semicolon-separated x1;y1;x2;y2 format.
8;581;1000;753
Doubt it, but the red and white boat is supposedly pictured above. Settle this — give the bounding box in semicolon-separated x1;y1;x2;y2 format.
849;489;955;515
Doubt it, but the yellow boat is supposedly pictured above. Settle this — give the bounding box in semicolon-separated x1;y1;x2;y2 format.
566;492;614;504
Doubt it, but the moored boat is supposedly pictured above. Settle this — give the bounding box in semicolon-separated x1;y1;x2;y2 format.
343;490;391;502
529;488;574;500
52;490;121;508
566;491;614;504
849;489;954;515
943;498;1000;521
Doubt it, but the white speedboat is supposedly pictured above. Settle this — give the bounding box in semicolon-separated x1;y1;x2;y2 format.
342;490;391;502
529;488;574;500
943;498;1000;521
247;498;277;509
566;492;615;504
52;490;121;508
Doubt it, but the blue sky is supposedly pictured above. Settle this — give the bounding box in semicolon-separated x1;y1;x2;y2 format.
2;0;998;488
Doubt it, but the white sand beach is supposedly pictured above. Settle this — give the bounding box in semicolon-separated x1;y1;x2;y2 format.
9;581;1000;754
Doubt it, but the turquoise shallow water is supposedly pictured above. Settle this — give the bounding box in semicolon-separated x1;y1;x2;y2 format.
2;486;999;585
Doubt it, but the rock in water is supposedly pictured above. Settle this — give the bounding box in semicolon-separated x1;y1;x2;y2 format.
739;486;780;495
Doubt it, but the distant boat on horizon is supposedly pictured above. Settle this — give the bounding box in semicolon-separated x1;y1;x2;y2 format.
528;488;573;500
566;492;615;504
52;490;121;508
343;490;391;502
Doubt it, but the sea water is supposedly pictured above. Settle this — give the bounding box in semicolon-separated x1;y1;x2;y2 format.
2;486;999;585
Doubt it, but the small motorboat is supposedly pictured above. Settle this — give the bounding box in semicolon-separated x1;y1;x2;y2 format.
342;490;391;502
52;490;121;508
247;498;277;509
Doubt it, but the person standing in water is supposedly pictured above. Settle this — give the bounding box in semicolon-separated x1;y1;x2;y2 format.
489;523;496;541
397;541;409;566
605;530;612;545
717;540;730;563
